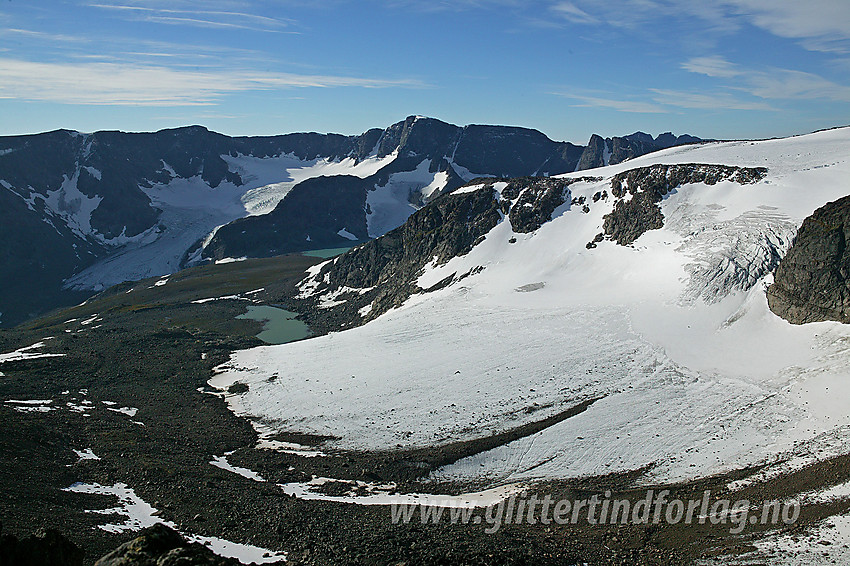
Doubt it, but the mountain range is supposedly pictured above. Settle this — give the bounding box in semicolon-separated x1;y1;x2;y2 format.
0;116;700;327
2;125;850;565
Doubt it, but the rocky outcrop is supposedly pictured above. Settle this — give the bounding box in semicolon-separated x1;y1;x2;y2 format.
503;176;601;233
94;524;241;566
768;195;850;324
602;164;767;245
0;523;84;566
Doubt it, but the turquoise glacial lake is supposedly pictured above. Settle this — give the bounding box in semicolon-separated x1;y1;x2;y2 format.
237;305;311;345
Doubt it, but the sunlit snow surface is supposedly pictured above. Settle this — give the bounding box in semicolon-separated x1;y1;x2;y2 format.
211;128;850;486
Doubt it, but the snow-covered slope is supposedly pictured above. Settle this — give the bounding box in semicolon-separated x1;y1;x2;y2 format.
211;127;850;488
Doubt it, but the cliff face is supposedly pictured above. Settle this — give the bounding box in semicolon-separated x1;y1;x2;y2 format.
768;195;850;324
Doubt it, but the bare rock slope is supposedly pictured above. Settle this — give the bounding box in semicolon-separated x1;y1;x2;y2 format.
768;194;850;324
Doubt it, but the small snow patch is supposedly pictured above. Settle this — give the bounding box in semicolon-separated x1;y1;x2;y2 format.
64;482;286;563
73;448;101;461
210;455;265;482
5;399;55;413
337;228;358;241
0;342;66;363
279;476;525;507
192;295;249;304
215;257;247;264
107;406;139;417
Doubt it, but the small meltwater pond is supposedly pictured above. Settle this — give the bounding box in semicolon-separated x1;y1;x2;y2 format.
236;305;311;345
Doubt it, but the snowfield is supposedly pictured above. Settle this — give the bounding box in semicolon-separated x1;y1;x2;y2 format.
211;128;850;488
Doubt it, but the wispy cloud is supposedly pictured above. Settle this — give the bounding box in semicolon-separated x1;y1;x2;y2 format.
549;1;598;25
553;83;778;113
722;0;850;53
683;55;850;102
538;1;850;53
552;91;667;113
384;0;524;12
745;69;850;102
87;3;296;33
681;55;743;78
0;28;91;43
0;58;427;106
649;89;776;110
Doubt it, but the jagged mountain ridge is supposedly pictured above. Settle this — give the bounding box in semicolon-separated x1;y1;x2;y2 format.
0;116;700;327
201;119;702;261
576;131;703;170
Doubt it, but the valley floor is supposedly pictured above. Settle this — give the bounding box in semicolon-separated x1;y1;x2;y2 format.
2;253;850;565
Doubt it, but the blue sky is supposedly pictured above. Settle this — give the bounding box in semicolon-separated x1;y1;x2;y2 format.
1;1;849;143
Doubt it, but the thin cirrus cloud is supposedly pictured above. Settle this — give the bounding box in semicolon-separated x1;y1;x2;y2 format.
87;3;296;33
0;28;91;43
648;89;776;111
549;2;598;25
0;58;426;106
681;56;743;79
554;89;775;113
545;0;850;53
721;0;850;52
551;92;667;113
683;56;850;102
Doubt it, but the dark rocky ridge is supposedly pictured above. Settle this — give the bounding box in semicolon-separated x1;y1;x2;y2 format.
768;195;850;324
202;175;371;260
201;153;471;261
602;164;768;245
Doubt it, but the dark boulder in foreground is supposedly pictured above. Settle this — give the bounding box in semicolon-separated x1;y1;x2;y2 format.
0;523;84;566
768;194;850;324
95;523;243;566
